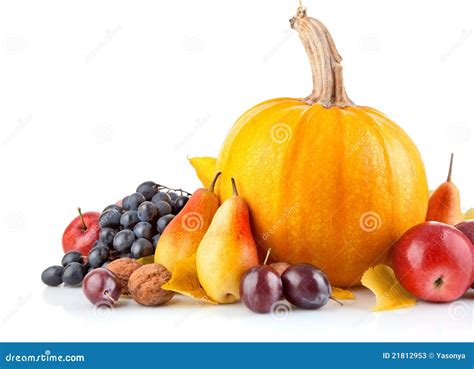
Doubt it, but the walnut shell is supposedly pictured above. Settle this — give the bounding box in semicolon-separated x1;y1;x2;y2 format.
107;258;142;295
128;263;174;306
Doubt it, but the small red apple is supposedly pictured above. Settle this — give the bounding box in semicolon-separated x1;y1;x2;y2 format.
393;221;473;302
455;220;474;245
62;208;100;256
455;220;474;286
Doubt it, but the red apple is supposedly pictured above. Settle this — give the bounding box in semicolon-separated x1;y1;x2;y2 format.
62;208;100;256
455;220;474;245
455;220;474;286
393;221;473;302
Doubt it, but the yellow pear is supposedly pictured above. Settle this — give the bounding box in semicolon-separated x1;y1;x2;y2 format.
196;178;259;303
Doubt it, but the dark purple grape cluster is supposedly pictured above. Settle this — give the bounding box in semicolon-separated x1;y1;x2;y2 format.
92;181;191;266
41;181;191;287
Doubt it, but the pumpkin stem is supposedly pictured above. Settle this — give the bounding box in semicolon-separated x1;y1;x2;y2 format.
290;7;354;108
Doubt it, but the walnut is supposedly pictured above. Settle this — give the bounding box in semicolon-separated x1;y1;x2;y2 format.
107;258;142;295
128;263;174;306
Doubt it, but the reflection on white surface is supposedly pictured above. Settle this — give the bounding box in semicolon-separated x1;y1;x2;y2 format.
0;284;472;342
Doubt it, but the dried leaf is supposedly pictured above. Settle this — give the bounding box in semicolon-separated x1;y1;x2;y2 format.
136;255;154;265
331;287;355;300
465;208;474;220
162;255;216;304
188;157;217;189
361;264;416;312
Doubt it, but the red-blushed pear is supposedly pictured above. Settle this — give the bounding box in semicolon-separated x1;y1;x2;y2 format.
393;222;473;302
62;208;100;256
426;154;464;226
154;173;221;272
196;178;259;303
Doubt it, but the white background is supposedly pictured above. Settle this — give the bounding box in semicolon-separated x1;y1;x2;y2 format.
0;0;473;342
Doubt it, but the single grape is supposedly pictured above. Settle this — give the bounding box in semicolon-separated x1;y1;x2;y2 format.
152;234;161;248
168;192;178;201
92;239;109;250
157;214;175;233
152;192;171;205
62;262;85;285
155;201;172;217
120;210;140;229
41;266;64;287
113;229;135;253
122;195;131;210
88;246;110;268
136;181;159;201
240;266;283;313
281;263;332;310
82;268;122;307
137;201;158;222
174;196;189;213
103;204;123;214
128;192;146;210
99;227;117;247
99;209;121;228
131;238;154;259
133;221;153;240
61;251;83;266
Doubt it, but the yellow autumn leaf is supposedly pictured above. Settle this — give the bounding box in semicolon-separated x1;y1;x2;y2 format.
464;208;474;220
188;157;217;189
136;255;155;265
331;287;355;300
162;255;216;304
361;264;416;312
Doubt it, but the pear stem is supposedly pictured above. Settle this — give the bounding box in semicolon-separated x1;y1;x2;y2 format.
231;178;239;196
263;248;272;266
77;207;87;231
447;153;454;182
209;172;222;193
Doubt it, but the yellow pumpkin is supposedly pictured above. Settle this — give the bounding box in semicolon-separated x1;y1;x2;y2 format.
191;8;428;287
